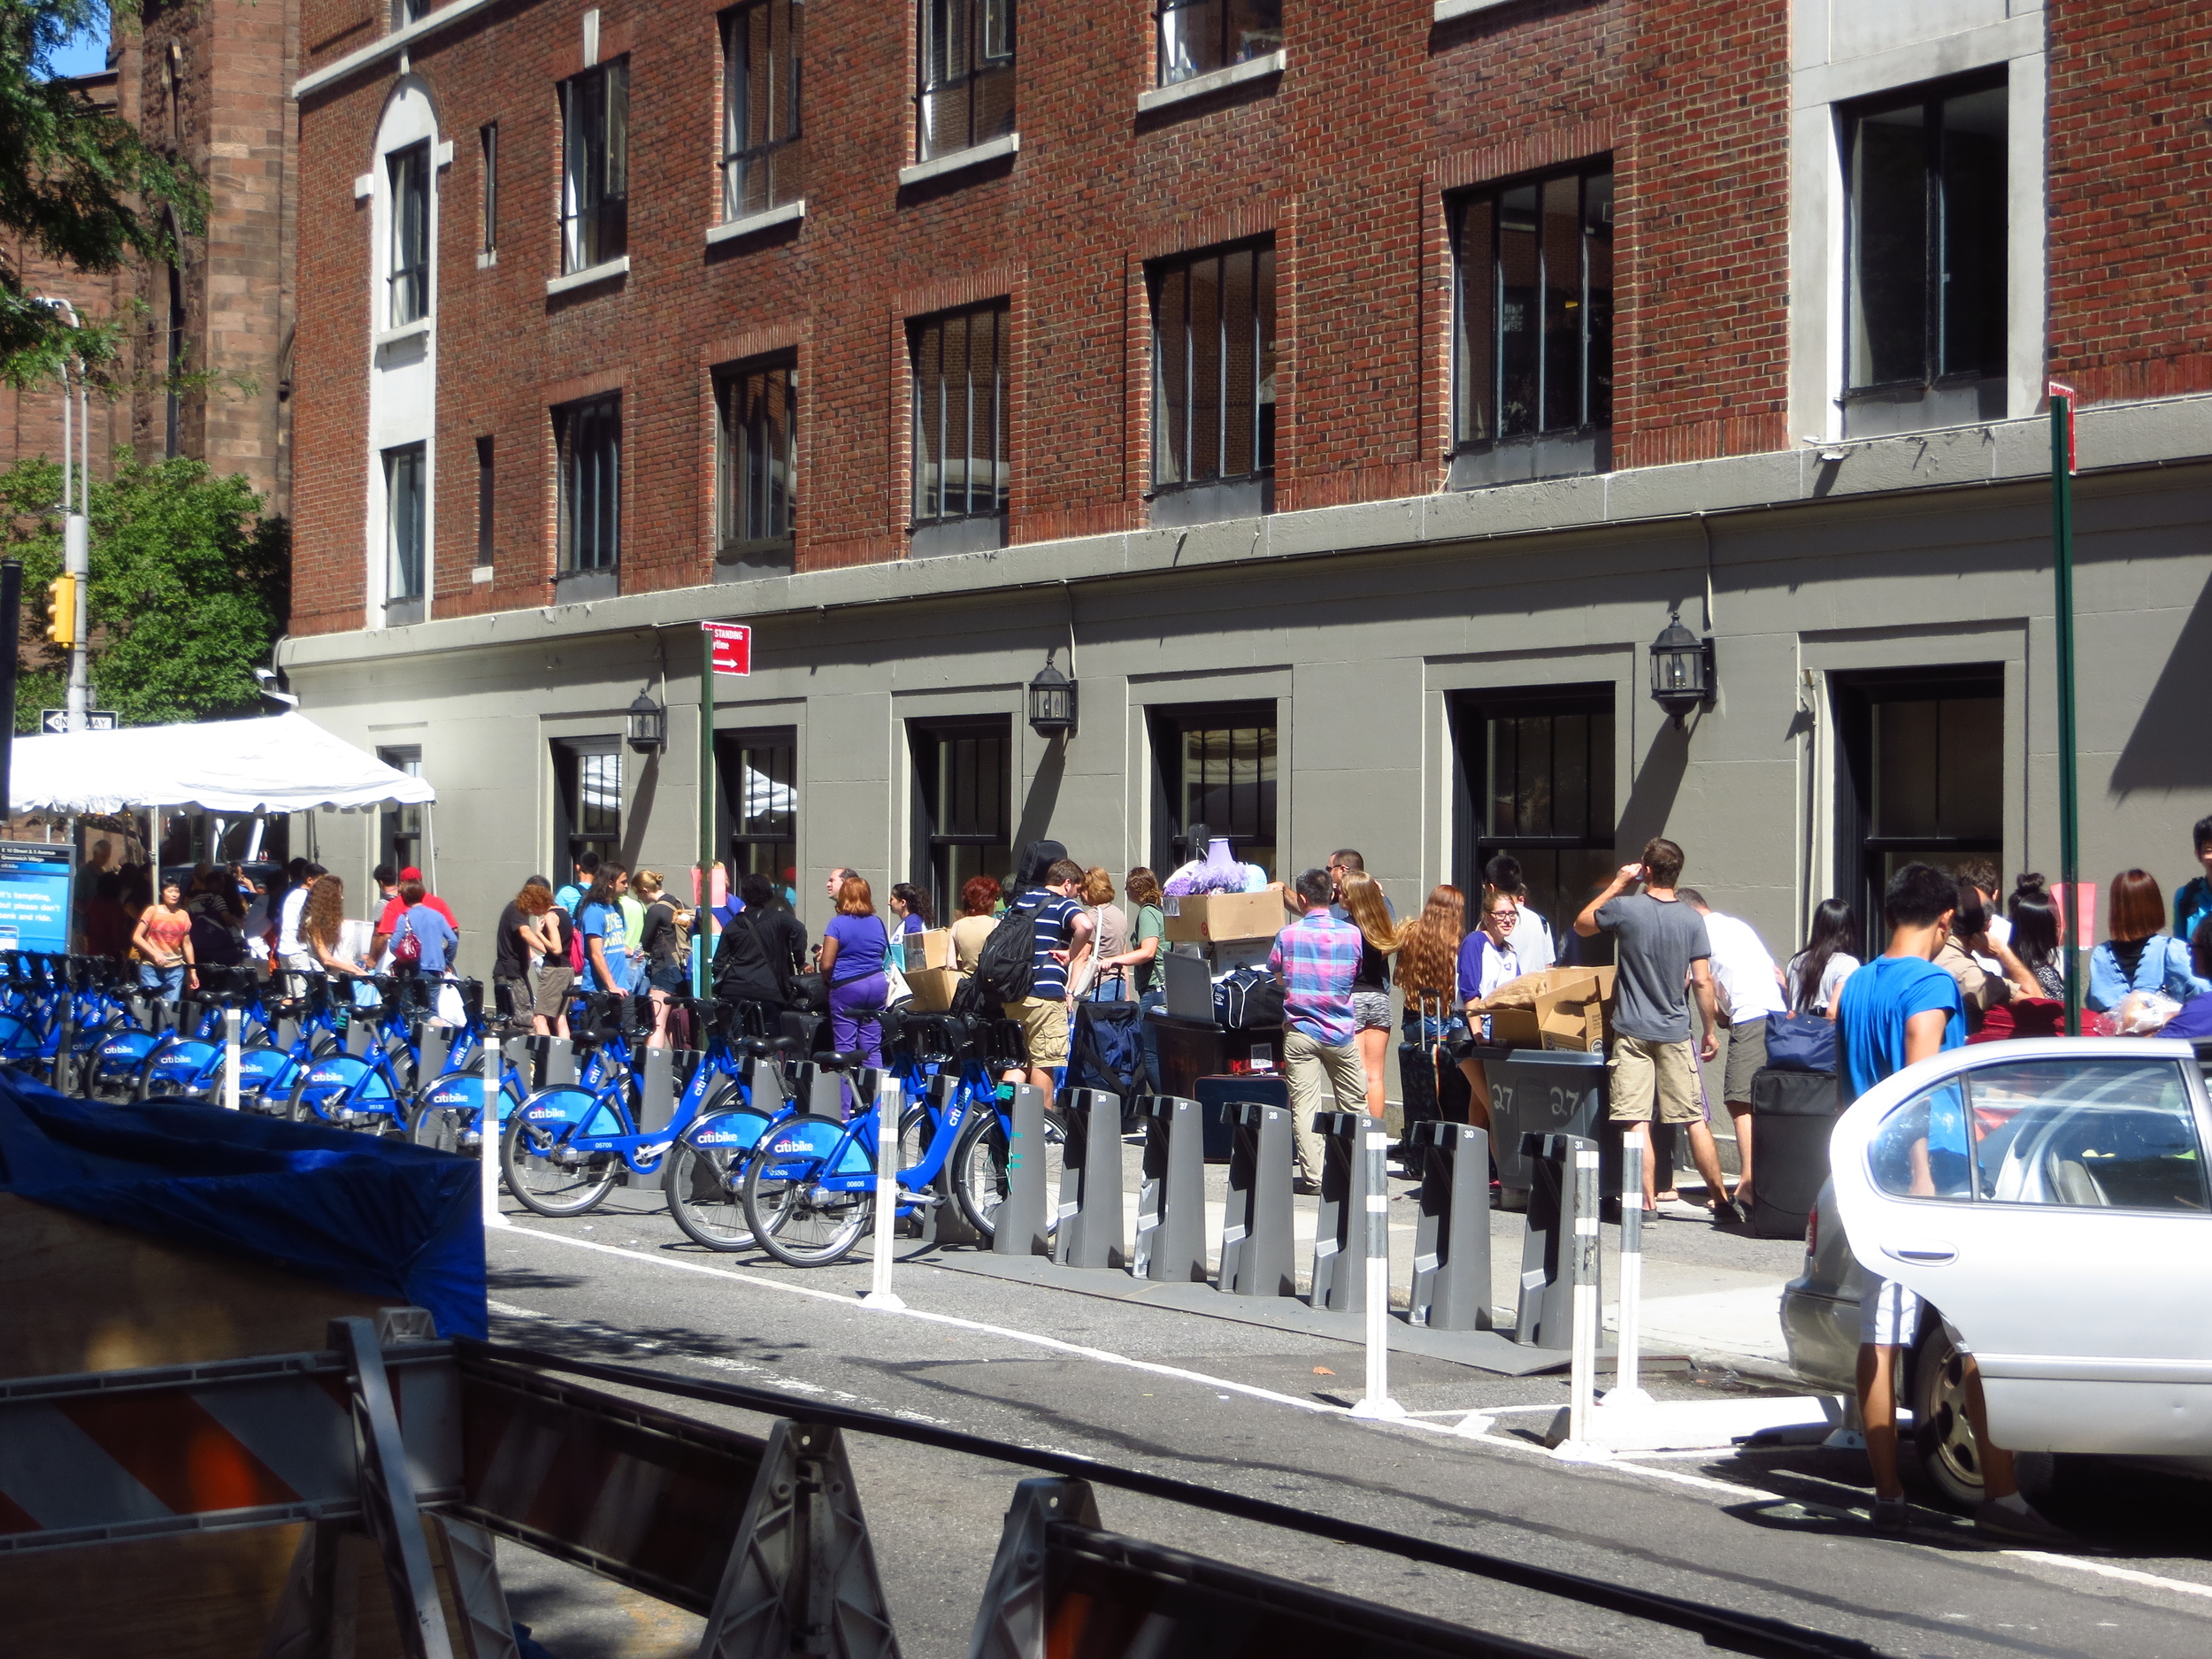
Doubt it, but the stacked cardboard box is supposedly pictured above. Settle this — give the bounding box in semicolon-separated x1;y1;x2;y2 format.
1483;966;1617;1052
902;928;960;1010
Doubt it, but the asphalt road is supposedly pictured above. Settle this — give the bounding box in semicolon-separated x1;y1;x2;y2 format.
479;1187;2212;1659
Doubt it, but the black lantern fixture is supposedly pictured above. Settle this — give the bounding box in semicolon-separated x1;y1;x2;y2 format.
1648;611;1716;726
1027;649;1077;736
626;690;667;754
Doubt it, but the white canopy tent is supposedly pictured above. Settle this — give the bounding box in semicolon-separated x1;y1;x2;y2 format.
11;712;439;879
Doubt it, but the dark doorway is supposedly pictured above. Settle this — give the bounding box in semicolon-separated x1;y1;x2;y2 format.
1147;703;1279;878
1450;686;1617;964
910;715;1013;918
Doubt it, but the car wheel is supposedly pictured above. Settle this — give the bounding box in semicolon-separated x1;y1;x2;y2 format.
1909;1322;1983;1511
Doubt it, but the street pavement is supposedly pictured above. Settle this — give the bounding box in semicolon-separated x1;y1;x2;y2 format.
477;1165;2212;1659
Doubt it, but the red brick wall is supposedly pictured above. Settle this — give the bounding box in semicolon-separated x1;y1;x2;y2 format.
2047;0;2212;407
290;0;1800;634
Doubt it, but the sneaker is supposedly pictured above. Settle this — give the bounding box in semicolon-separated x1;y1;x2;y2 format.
1974;1500;2075;1548
1870;1496;1911;1536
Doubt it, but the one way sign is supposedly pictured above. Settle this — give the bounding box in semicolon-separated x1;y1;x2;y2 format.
40;710;118;734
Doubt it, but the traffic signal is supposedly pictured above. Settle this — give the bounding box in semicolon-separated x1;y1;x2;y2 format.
45;574;74;647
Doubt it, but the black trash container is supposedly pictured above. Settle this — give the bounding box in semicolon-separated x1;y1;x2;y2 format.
1747;1066;1839;1239
1485;1048;1606;1211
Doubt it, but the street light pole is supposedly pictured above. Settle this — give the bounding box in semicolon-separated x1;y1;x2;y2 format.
2050;385;2081;1036
38;297;90;733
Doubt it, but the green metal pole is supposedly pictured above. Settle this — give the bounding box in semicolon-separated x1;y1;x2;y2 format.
2052;395;2081;1037
696;626;715;999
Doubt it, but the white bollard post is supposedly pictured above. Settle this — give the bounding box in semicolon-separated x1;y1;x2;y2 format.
1602;1141;1655;1411
222;1007;242;1111
863;1076;906;1310
480;1039;508;1229
1552;1145;1606;1460
1348;1120;1405;1420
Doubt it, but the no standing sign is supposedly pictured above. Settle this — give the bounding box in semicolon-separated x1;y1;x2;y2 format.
703;621;751;676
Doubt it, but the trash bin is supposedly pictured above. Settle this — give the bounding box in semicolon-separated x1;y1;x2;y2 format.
1485;1048;1606;1211
1747;1066;1839;1239
1194;1072;1286;1162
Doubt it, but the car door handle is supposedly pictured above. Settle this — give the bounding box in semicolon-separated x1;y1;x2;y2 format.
1882;1243;1957;1265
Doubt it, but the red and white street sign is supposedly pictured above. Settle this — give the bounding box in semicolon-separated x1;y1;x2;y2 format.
703;621;751;676
2047;380;2078;475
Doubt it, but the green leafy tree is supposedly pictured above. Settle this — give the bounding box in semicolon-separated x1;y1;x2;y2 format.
0;0;204;388
0;454;288;730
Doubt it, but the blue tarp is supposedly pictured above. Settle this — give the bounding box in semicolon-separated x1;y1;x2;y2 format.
0;1068;486;1340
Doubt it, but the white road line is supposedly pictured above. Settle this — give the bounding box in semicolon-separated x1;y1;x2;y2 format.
2004;1553;2212;1602
498;1226;2212;1612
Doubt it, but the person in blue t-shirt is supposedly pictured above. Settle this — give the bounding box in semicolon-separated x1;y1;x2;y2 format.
1835;861;2067;1548
389;879;458;975
576;865;634;996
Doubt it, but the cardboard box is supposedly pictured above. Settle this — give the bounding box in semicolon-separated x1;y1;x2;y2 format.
904;966;959;1012
1163;889;1290;945
1538;1002;1607;1052
904;928;954;972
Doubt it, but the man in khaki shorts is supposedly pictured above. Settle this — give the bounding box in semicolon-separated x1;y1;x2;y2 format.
1573;837;1739;1222
998;842;1093;1112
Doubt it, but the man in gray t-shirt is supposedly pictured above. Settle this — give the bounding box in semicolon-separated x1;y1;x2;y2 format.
1574;836;1739;1223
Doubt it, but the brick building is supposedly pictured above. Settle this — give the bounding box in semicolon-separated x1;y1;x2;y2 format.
0;4;296;514
282;0;2212;988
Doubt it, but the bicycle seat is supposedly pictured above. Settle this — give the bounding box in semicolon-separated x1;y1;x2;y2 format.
741;1037;775;1059
811;1048;867;1072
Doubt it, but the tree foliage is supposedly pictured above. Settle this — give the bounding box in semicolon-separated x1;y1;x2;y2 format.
0;0;205;388
0;454;288;731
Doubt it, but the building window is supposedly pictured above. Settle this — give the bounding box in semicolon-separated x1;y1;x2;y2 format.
910;302;1007;529
1835;670;2003;941
557;395;620;572
1148;705;1277;878
1156;0;1279;85
917;0;1014;162
164;259;183;457
561;61;628;273
723;0;803;219
1150;240;1275;495
716;729;797;899
474;435;495;565
479;123;498;257
377;747;425;871
384;442;426;606
1450;162;1613;483
910;717;1011;920
716;357;796;565
388;141;430;326
551;738;622;884
1450;687;1617;963
1843;74;2008;435
394;0;432;26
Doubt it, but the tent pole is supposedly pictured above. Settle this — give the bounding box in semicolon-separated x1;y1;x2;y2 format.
424;802;437;894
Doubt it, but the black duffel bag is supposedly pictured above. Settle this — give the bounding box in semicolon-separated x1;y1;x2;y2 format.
1214;966;1284;1029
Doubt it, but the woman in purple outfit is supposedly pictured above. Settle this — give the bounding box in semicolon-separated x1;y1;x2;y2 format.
817;874;891;1113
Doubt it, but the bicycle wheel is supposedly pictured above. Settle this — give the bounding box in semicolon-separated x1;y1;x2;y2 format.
408;1071;516;1158
741;1113;872;1267
664;1106;777;1251
952;1102;1071;1243
286;1053;403;1136
501;1087;623;1217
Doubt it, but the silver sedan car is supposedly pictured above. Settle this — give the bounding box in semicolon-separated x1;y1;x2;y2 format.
1783;1037;2212;1510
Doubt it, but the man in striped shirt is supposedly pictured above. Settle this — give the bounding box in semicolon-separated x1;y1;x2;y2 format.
1270;865;1368;1190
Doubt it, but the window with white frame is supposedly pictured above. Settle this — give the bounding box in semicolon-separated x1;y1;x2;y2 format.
1156;0;1279;86
716;357;797;564
917;0;1013;162
723;0;803;219
384;442;426;606
561;61;629;273
557;396;620;572
387;141;431;326
1841;73;2008;434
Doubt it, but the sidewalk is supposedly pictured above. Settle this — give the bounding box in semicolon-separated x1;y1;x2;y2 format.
927;1138;1810;1378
